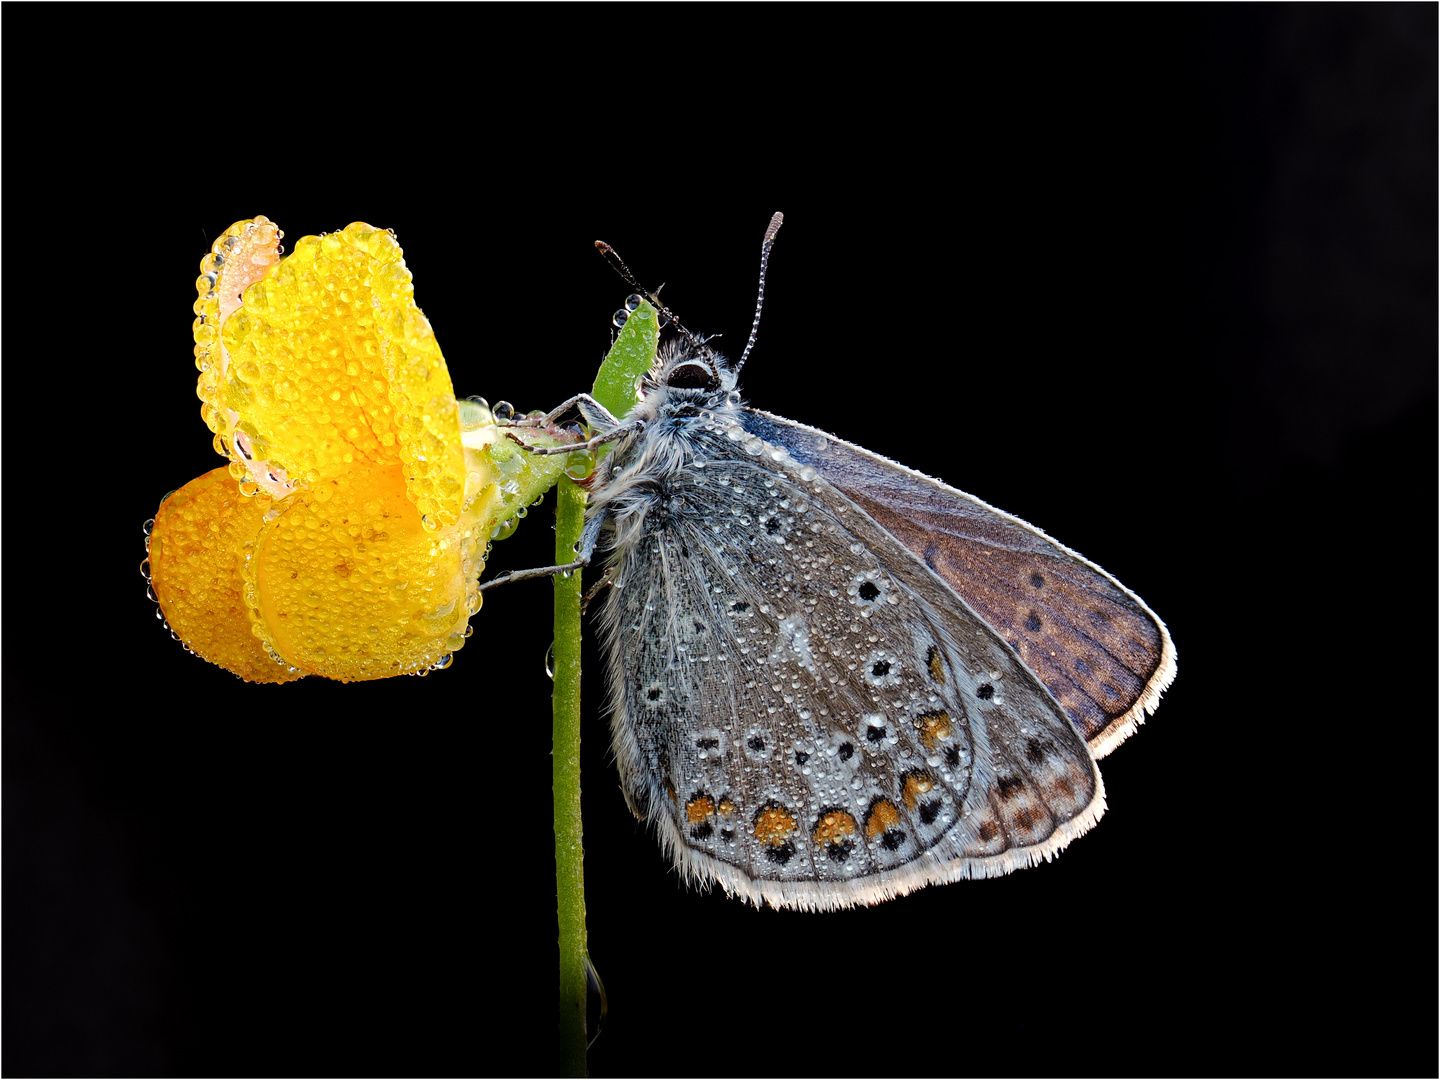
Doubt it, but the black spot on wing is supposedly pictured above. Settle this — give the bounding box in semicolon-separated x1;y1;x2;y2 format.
824;840;855;863
765;841;796;865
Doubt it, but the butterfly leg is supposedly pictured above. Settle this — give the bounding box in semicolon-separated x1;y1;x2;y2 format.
477;510;609;594
579;567;614;612
498;393;625;431
505;420;644;456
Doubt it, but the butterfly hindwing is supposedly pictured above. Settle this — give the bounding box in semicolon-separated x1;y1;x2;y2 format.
595;412;1104;911
741;409;1177;757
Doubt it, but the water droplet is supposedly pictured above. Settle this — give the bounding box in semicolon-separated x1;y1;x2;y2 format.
612;309;629;328
493;401;515;422
586;955;608;1049
139;557;151;580
142;518;156;536
463;624;475;639
624;294;643;312
544;641;556;679
466;395;489;407
432;654;454;671
564;448;596;481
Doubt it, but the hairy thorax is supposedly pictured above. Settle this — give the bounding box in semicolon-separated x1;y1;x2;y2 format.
590;385;744;550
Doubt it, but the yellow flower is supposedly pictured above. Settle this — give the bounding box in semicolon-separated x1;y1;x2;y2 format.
146;217;562;683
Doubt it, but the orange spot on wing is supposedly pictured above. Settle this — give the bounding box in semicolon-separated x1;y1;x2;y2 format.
902;773;936;810
686;795;716;823
812;810;858;846
753;806;796;846
914;710;953;751
864;799;902;839
927;645;946;685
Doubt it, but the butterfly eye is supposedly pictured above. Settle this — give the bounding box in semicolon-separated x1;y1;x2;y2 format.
666;360;719;390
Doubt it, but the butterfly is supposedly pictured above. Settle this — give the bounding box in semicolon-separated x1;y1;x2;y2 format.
496;213;1175;910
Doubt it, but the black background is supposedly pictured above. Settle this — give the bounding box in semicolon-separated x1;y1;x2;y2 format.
6;6;1435;1077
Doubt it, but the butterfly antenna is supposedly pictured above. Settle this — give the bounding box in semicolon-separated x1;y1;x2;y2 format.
733;211;784;377
594;239;702;350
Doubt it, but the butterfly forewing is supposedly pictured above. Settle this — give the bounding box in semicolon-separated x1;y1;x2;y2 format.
596;414;1104;911
741;410;1177;758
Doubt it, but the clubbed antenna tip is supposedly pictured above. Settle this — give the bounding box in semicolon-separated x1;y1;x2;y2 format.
735;211;784;376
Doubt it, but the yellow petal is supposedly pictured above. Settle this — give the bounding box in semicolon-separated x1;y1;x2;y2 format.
149;467;305;684
247;460;488;682
211;221;468;528
193;216;284;445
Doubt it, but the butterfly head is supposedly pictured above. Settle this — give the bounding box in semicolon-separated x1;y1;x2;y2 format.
642;336;740;408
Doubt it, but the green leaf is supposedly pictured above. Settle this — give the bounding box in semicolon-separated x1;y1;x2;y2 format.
590;300;658;420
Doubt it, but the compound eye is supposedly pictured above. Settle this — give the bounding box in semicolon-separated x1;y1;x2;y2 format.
666;360;719;390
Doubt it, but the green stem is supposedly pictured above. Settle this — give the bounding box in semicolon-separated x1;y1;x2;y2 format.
552;477;588;1077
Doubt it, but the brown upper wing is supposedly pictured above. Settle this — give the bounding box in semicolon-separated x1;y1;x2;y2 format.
740;409;1176;757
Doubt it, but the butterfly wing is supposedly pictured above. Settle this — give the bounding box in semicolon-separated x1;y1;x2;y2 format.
595;418;1105;910
741;409;1176;758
